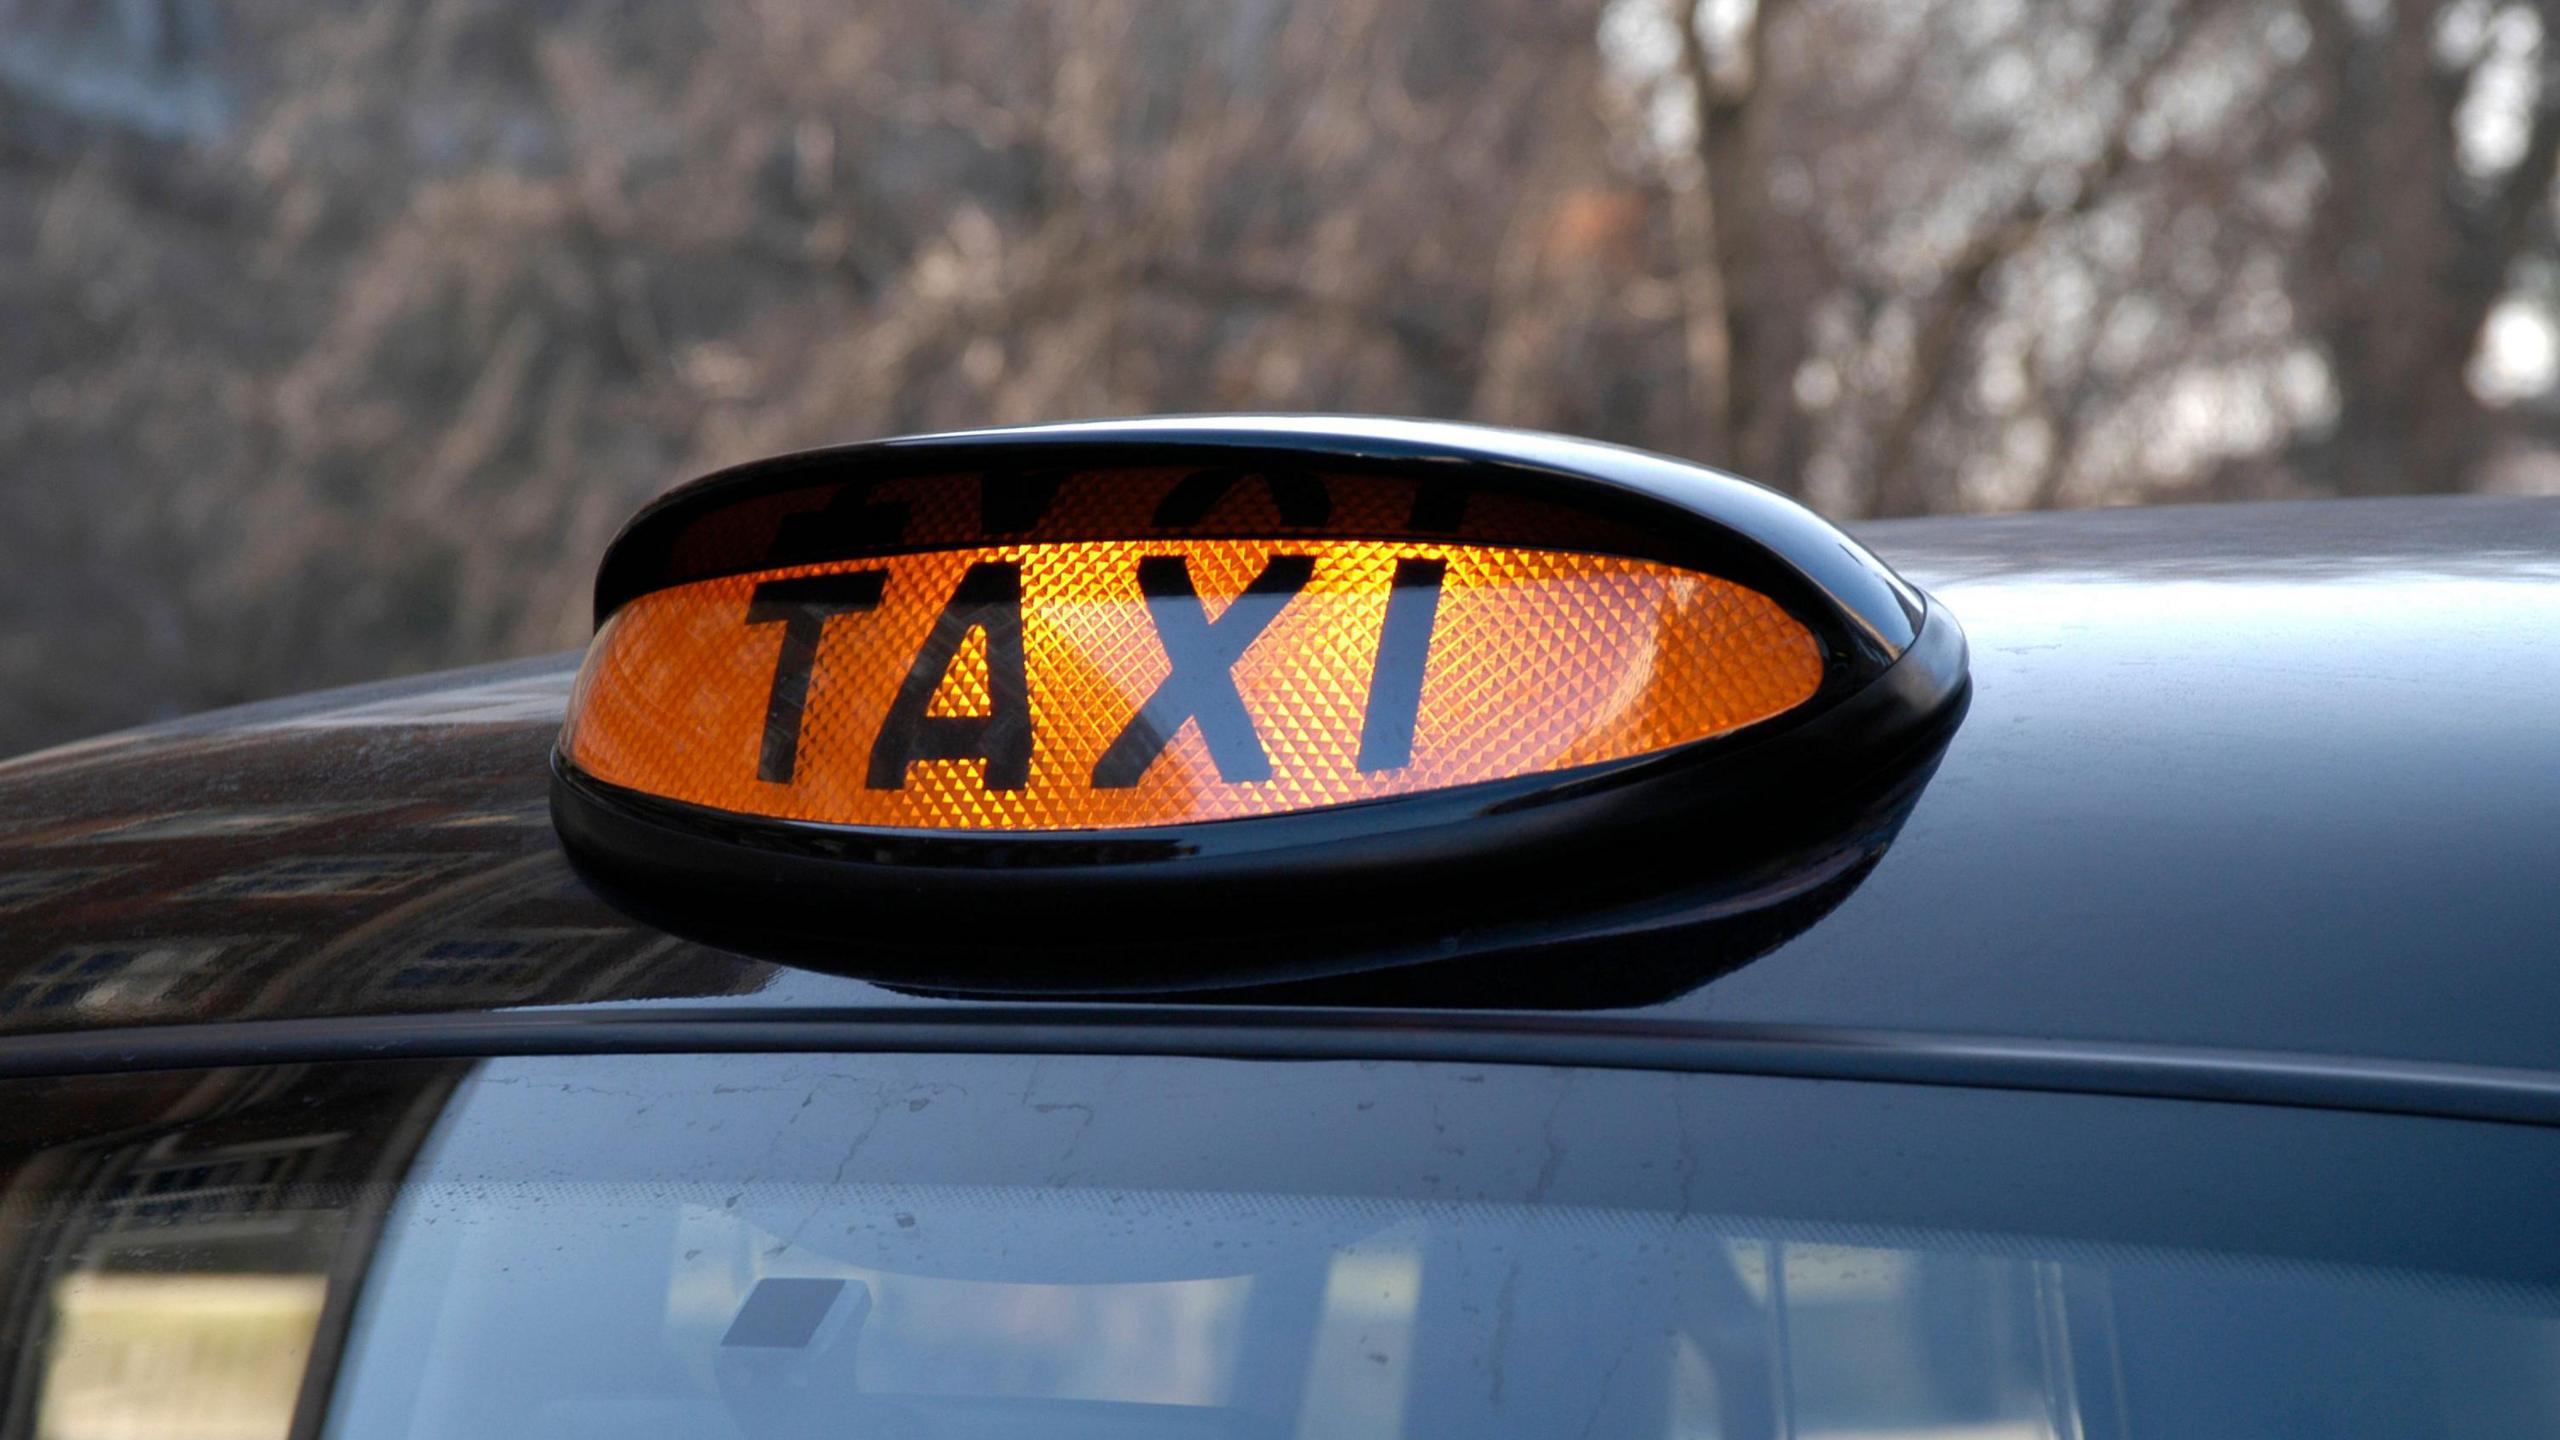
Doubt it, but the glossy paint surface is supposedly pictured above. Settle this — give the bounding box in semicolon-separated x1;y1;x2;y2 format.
1;496;2555;1074
1727;496;2560;1070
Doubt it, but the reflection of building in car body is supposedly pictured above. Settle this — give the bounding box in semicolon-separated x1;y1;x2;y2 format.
0;714;771;1032
0;1063;465;1440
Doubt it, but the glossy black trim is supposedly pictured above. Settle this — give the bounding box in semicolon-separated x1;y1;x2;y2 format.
551;750;1924;998
1;1009;2555;1128
594;417;1923;658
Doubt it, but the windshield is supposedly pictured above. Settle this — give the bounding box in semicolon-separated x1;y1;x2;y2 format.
3;1053;2555;1439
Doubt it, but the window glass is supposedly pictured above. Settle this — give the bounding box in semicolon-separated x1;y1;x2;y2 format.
0;1054;2550;1440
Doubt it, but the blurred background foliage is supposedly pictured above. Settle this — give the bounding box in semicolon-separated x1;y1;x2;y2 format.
6;0;2560;753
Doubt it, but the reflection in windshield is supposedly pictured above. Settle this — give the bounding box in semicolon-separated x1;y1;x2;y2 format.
0;1065;460;1440
576;1201;2101;1440
334;1180;2560;1439
0;1055;2551;1440
40;1274;325;1440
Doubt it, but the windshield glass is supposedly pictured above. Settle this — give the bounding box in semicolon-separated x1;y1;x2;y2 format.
2;1053;2555;1439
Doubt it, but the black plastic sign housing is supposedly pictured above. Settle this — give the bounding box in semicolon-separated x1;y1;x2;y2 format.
551;416;1969;990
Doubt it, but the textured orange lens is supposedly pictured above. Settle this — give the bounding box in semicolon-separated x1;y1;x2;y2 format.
563;541;1823;830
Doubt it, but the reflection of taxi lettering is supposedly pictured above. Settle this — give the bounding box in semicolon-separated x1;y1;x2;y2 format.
2;418;2556;1439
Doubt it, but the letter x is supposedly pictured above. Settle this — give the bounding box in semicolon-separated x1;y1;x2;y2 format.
1092;555;1315;787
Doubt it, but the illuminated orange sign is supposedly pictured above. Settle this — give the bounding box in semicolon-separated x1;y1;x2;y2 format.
562;539;1823;830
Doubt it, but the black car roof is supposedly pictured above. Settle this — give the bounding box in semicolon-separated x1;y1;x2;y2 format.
2;495;2555;1115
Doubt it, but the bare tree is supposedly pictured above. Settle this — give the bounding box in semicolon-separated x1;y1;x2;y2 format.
2286;0;2560;494
6;0;2560;754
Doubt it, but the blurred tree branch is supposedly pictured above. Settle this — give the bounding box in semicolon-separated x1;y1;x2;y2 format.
2291;0;2560;494
1674;0;1817;480
1866;0;2205;515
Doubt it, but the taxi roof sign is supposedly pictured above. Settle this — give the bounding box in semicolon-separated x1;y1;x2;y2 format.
566;539;1826;829
551;417;1966;977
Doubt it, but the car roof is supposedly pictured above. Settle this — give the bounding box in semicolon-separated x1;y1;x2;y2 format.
1;495;2555;1108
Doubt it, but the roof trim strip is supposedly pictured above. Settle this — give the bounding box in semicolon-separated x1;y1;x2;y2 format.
6;1009;2559;1129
